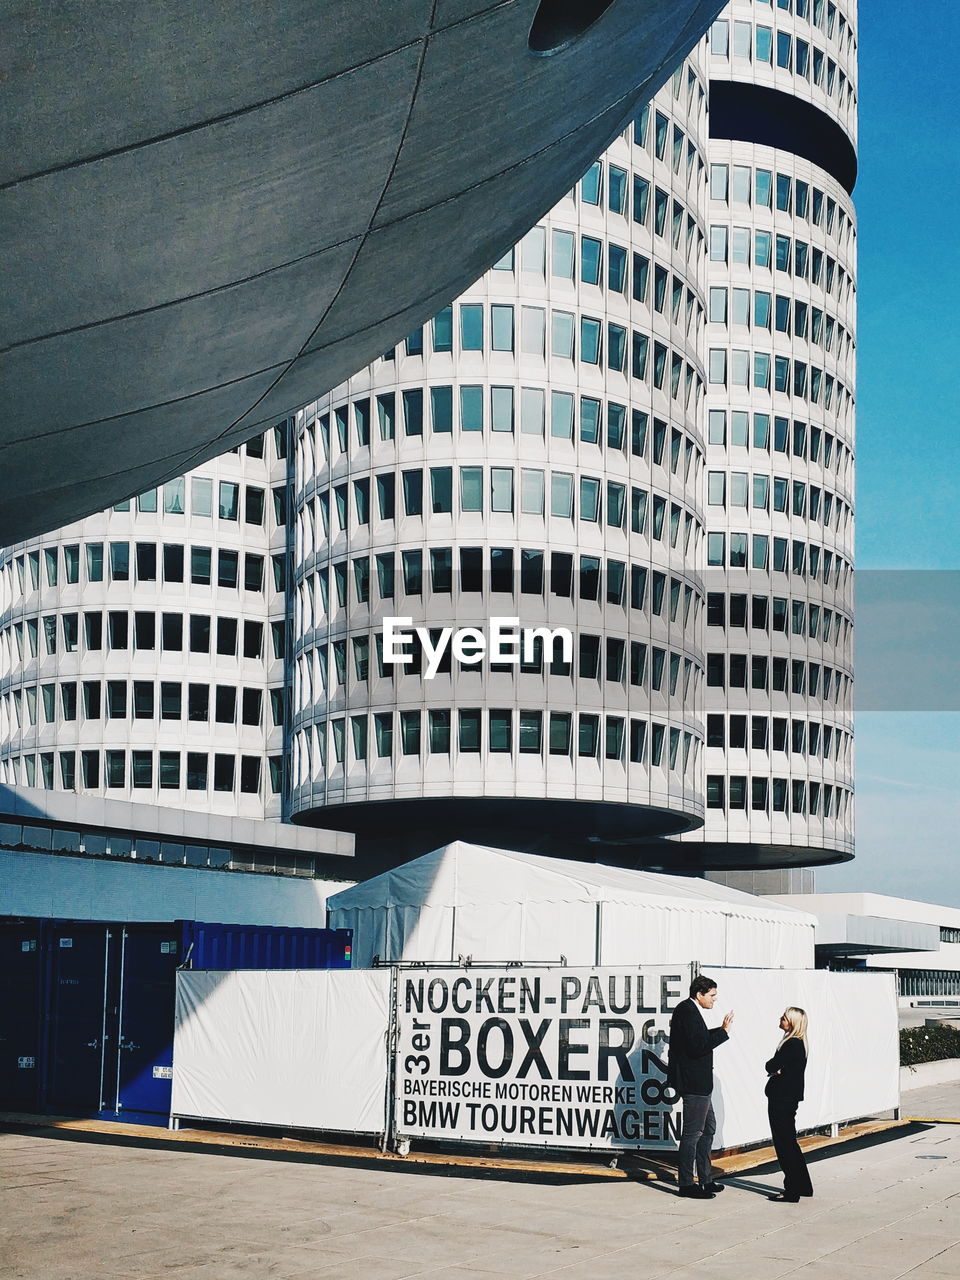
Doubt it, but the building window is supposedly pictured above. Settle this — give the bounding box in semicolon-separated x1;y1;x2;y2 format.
489;711;512;754
551;391;574;439
428;710;450;754
579;477;600;523
580;161;602;204
491;387;514;432
188;747;208;788
269;757;283;794
374;714;393;758
191;476;213;517
430;467;453;515
460;304;483;350
105;751;125;789
430;549;453;593
190;547;211;585
706;776;724;809
520;387;545;436
549;712;571;755
109;542;130;581
460;467;483;513
519;712;542;754
552;230;575;278
552;311;575;359
551;473;574;519
135;543;157;581
402;389;423;436
432;307;453;353
576;714;599;758
520;307;546;356
431;387;453;434
491;469;514;514
132;747;152;788
214;755;235;792
402;470;423;517
491;305;515;352
132;682;154;719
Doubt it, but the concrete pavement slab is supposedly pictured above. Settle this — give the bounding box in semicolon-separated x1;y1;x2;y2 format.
897;1206;960;1239
823;1230;960;1279
4;1119;960;1280
760;1264;884;1280
900;1080;960;1120
902;1244;960;1276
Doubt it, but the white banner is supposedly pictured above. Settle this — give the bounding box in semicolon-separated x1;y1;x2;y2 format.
396;967;688;1149
173;969;391;1134
709;966;900;1148
395;966;900;1151
170;964;899;1152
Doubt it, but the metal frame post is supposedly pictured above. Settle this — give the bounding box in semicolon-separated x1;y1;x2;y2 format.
383;964;401;1153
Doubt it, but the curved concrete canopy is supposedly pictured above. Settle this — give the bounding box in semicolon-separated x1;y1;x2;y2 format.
0;0;721;542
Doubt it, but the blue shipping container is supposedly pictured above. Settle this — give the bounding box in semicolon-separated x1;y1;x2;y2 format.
0;920;43;1110
45;922;120;1115
0;918;351;1124
182;921;352;971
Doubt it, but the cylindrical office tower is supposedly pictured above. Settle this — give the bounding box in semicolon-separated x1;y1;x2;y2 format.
688;0;857;867
0;432;291;818
289;55;712;861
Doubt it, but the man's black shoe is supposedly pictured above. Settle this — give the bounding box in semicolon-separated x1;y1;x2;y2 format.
768;1192;801;1203
678;1185;715;1199
704;1181;725;1193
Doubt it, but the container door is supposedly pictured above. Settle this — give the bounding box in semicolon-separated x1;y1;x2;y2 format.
45;925;114;1113
0;922;43;1111
115;927;179;1116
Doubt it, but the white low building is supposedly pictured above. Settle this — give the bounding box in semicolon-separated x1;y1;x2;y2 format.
0;785;356;927
767;892;960;1004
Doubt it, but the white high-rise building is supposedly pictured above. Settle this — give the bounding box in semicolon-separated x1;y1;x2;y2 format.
692;0;857;867
0;432;291;819
288;51;711;862
0;4;857;874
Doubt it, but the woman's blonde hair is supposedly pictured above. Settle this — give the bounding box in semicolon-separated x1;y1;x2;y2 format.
780;1006;809;1047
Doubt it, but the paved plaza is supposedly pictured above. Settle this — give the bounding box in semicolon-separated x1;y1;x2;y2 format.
900;1080;960;1121
2;1082;959;1280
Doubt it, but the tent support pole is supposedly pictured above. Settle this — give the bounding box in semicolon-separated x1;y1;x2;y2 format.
383;964;401;1154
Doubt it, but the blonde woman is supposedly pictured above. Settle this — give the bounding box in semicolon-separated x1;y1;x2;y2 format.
765;1007;813;1202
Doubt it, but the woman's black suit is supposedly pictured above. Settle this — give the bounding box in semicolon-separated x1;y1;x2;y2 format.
765;1038;813;1198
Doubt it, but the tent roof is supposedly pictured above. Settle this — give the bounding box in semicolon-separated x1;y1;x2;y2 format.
327;841;816;926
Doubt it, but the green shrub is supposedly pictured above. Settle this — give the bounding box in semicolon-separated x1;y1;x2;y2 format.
900;1024;960;1067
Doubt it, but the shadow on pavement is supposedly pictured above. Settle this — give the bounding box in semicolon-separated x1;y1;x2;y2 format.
0;1120;630;1187
0;1118;933;1189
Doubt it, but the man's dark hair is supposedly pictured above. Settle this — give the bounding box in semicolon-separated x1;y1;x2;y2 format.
690;974;718;998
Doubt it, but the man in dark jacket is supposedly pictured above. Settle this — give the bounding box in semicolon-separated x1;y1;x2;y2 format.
667;973;734;1198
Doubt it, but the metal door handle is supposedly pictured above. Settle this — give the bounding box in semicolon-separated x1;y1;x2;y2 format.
120;1040;140;1051
85;1039;100;1049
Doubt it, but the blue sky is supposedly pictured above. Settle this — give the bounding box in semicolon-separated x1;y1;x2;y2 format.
813;1;960;904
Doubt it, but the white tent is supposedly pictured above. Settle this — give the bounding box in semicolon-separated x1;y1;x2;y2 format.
327;842;816;970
